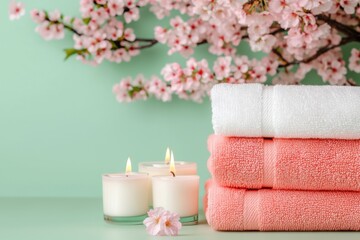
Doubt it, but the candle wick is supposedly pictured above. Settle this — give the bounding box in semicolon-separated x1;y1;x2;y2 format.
170;171;175;177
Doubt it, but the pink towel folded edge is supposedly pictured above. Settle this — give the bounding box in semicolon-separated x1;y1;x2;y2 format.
204;180;360;231
208;135;360;191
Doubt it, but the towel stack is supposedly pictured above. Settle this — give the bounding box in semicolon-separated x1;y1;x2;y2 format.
205;84;360;231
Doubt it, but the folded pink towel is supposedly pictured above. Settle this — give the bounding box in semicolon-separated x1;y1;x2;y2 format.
204;180;360;231
208;135;360;191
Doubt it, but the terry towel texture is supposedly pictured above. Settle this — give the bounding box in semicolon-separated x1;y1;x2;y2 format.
204;181;360;231
208;135;360;191
211;83;360;139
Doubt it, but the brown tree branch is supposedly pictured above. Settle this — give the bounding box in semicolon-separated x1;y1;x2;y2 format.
132;39;158;49
317;14;360;41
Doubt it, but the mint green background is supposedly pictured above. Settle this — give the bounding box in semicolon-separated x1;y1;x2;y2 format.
1;0;359;198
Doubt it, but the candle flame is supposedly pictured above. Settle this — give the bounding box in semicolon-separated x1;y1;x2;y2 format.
165;147;171;164
126;157;132;174
169;151;176;176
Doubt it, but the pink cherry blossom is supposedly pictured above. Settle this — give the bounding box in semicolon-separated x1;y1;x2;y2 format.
339;0;358;14
143;208;182;236
30;9;45;24
213;57;231;80
349;48;360;73
108;0;124;16
148;76;172;101
154;26;168;43
124;7;140;23
124;28;136;41
9;1;25;21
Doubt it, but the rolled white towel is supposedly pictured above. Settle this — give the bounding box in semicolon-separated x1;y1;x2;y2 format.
211;83;360;139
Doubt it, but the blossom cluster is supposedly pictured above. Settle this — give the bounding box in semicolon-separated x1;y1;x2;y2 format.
9;0;360;103
143;207;182;236
29;0;150;65
113;56;275;102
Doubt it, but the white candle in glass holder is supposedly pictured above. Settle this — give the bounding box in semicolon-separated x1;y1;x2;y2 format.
102;158;149;218
138;148;197;206
152;153;199;218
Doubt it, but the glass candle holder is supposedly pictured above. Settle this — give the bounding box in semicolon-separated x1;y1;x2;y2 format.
102;173;149;224
152;175;199;225
139;161;197;206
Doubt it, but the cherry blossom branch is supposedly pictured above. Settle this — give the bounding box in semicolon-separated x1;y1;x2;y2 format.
18;0;360;104
130;39;158;49
278;37;354;68
317;14;360;41
276;14;360;69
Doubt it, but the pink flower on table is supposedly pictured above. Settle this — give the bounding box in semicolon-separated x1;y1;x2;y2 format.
9;1;25;21
143;207;182;236
162;212;182;236
349;48;360;73
144;208;165;236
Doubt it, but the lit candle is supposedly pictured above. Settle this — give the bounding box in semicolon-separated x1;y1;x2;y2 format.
152;152;199;225
138;147;197;176
102;158;149;224
139;148;197;206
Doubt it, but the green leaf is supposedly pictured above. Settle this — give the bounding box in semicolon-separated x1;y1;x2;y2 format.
63;48;79;61
63;48;88;61
82;18;91;25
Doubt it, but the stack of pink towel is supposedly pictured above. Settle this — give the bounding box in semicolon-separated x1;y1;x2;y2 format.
205;84;360;231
